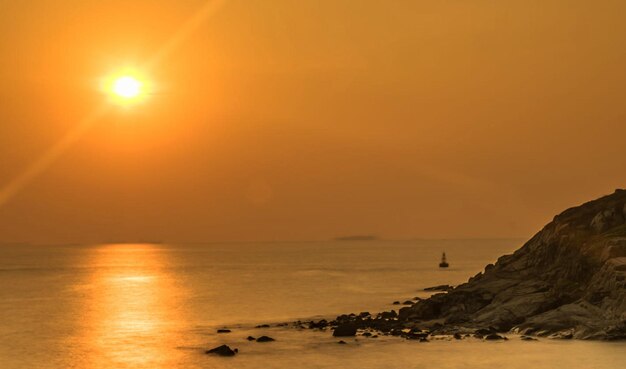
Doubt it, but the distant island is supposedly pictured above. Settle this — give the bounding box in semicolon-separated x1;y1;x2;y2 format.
333;235;379;241
315;189;626;340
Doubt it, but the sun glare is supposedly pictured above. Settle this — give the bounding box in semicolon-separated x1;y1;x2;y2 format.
113;76;142;99
103;70;150;104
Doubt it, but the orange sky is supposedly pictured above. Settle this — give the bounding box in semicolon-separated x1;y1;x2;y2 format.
1;0;625;243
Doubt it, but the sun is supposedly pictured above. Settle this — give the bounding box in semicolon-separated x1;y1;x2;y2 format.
112;76;142;99
102;70;150;104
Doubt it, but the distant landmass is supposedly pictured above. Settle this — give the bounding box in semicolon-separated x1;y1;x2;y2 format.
334;235;378;241
320;189;626;340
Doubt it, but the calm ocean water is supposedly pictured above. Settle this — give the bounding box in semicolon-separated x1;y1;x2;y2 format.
0;240;624;368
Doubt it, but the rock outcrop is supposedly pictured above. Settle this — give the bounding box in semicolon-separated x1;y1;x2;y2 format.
397;189;626;340
325;190;626;340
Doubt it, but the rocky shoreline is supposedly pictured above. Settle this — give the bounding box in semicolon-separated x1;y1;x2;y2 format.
208;190;626;356
307;190;626;341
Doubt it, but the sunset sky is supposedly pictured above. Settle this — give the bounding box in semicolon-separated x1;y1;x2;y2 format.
1;0;625;243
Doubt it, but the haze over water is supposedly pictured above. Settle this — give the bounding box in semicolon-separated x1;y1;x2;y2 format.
1;240;623;369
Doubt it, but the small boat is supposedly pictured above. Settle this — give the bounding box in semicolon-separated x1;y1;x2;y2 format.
439;252;449;268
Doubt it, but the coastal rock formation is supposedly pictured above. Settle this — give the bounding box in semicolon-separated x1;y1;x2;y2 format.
400;189;626;340
328;190;626;340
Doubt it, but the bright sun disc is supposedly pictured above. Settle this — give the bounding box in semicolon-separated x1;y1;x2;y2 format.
112;76;142;99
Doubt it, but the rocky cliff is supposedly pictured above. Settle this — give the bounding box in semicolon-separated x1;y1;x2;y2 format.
396;189;626;339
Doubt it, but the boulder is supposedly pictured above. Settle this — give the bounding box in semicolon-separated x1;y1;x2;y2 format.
206;345;237;356
256;336;275;342
333;324;357;337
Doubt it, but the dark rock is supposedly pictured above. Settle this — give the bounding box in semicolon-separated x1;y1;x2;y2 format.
333;324;357;337
337;340;347;344
309;319;328;329
206;345;237;356
453;332;463;340
403;300;414;305
256;336;275;342
255;324;270;328
406;331;429;340
393;301;401;305
378;310;397;319
217;329;231;333
246;336;255;341
484;333;506;340
474;328;495;337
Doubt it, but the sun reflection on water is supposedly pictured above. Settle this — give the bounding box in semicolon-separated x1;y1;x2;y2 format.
78;243;187;369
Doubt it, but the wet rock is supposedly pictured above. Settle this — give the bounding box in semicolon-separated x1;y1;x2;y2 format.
337;340;347;344
453;332;463;340
378;310;397;319
333;324;357;337
217;329;231;333
246;336;255;341
255;324;270;328
393;301;401;305
309;319;328;329
474;328;495;337
403;300;414;305
206;345;237;356
484;333;506;340
256;336;275;342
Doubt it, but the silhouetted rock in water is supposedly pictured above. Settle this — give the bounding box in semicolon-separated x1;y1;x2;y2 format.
255;324;270;328
333;324;357;337
308;319;328;329
246;336;255;341
206;345;237;356
423;284;453;292
403;300;414;305
484;333;507;340
329;190;626;340
256;336;275;342
392;301;400;305
337;340;347;344
217;329;231;333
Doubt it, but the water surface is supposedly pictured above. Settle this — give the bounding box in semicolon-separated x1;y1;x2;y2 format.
0;240;623;368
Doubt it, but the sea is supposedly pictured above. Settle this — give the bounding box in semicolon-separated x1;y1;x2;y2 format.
0;239;624;368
